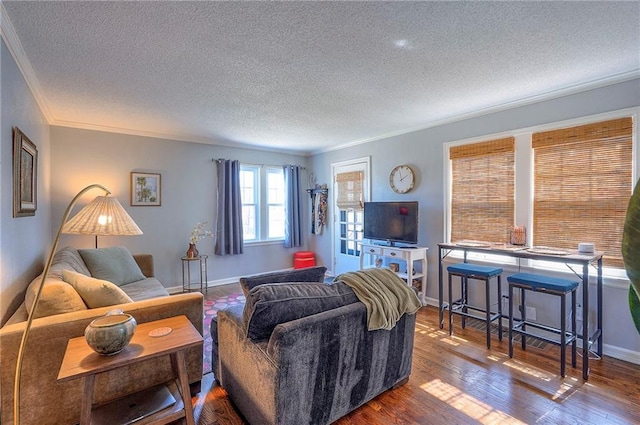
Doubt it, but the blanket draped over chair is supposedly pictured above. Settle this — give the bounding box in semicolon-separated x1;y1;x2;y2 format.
335;267;422;330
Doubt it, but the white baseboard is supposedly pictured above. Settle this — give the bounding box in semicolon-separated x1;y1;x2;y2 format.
423;296;640;365
167;267;295;294
602;343;640;365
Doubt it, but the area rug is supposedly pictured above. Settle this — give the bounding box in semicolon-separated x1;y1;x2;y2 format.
202;293;245;374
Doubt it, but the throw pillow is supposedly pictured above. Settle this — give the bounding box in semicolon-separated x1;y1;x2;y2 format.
239;266;328;296
24;275;88;319
62;269;133;308
49;246;92;277
78;246;145;286
243;281;358;341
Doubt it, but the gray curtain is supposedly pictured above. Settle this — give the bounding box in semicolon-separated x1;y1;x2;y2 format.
284;165;303;248
215;159;243;255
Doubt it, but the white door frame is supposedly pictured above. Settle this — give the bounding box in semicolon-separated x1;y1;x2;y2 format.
330;156;371;276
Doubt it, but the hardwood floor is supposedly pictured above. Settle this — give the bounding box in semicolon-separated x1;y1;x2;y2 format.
192;283;640;424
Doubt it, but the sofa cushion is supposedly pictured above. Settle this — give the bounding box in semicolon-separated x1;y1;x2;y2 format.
24;275;88;319
79;246;146;286
120;278;170;301
239;266;327;296
62;270;133;308
243;281;358;341
21;247;97;320
49;246;92;277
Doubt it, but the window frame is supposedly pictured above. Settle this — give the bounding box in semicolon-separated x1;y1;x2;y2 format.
240;164;285;243
444;108;639;279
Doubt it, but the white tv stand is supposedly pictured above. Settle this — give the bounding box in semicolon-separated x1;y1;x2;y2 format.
359;243;428;305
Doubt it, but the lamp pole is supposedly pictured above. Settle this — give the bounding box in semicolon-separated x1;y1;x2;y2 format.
13;184;110;425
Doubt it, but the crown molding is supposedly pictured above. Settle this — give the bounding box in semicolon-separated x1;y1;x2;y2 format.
313;69;640;155
51;119;310;157
0;3;55;123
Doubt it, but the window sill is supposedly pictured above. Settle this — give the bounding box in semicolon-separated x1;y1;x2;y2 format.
243;239;285;247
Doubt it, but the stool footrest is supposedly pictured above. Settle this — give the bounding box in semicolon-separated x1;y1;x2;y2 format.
451;307;502;323
512;321;577;347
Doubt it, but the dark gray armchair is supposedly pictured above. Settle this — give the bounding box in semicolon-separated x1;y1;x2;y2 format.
211;268;416;425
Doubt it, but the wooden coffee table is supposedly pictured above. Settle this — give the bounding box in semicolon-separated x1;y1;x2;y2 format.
58;315;203;425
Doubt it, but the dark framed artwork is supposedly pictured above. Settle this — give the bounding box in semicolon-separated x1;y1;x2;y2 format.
13;127;38;217
131;172;161;206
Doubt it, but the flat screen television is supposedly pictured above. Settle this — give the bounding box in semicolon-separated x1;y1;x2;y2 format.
363;201;419;246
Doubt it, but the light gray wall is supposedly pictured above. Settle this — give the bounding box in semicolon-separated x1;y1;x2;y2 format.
309;79;640;361
0;39;51;323
50;127;310;289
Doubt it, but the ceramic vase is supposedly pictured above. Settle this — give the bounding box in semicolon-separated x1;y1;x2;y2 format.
186;243;199;259
85;310;137;355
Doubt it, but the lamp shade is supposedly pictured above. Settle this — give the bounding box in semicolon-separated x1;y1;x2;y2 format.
61;195;142;236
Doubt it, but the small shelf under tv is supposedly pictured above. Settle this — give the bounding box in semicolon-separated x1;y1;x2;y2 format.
359;243;429;305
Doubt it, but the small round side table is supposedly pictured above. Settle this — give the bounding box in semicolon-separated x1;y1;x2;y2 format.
181;255;208;293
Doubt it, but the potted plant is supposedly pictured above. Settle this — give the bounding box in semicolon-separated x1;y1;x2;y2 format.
622;181;640;334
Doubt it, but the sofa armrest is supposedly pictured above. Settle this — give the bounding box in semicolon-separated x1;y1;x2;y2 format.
133;253;154;277
217;305;278;425
0;292;203;425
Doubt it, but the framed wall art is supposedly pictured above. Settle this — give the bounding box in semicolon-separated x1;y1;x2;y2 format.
131;172;161;206
13;127;38;217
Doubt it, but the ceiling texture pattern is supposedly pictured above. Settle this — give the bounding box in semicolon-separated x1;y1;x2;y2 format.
2;1;639;154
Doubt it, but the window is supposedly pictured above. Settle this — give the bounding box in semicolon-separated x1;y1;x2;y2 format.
336;170;365;257
532;117;633;268
240;164;285;242
266;168;285;239
450;137;515;243
339;210;363;256
336;171;364;210
447;114;635;272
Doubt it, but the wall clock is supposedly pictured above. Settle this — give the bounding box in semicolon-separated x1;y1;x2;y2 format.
389;165;415;194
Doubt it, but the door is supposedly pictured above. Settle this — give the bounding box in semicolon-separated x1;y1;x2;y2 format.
331;157;370;275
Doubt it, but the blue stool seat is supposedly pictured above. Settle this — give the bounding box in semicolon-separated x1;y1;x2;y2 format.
447;263;503;278
506;273;578;293
447;263;503;348
507;273;578;377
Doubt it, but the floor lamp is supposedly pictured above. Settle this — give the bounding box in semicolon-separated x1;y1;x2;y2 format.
13;183;143;425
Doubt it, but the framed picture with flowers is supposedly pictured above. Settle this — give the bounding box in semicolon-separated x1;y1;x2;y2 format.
131;172;161;206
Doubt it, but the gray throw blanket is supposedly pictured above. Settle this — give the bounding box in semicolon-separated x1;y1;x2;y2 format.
335;268;422;330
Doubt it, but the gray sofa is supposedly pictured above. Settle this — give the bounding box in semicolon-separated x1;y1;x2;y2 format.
212;267;417;425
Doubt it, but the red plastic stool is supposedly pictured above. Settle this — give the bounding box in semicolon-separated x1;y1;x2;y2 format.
293;251;316;269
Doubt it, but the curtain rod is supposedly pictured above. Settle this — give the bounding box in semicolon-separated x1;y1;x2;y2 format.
211;158;306;169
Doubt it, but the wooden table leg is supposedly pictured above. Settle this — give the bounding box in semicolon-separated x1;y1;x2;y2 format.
80;374;95;425
172;350;195;425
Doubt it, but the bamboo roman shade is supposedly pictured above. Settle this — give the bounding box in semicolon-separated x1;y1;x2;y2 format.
450;137;515;243
336;171;364;210
532;117;633;268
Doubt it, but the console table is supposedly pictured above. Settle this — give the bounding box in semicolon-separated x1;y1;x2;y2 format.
437;242;603;380
360;243;428;305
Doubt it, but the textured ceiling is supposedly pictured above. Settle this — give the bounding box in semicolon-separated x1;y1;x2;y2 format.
2;1;639;154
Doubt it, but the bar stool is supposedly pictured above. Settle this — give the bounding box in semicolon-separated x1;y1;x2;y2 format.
507;273;578;377
447;263;503;349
